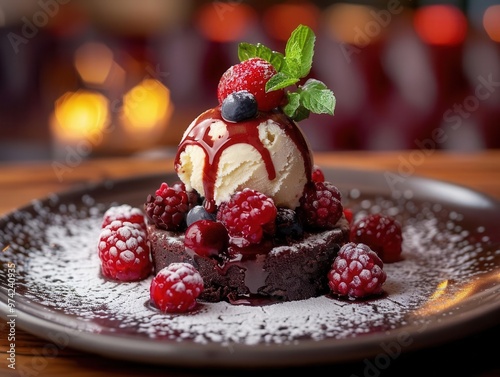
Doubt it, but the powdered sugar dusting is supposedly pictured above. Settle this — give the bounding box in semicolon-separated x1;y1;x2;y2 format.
0;188;499;348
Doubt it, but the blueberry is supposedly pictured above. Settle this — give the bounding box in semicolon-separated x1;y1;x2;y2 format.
186;205;216;227
221;90;258;123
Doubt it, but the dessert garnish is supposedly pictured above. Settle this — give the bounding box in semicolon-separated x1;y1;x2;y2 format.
328;243;387;299
150;262;204;313
236;24;336;121
144;182;199;231
97;206;152;282
350;213;403;263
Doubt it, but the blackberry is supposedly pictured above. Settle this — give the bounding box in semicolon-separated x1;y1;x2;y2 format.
144;182;198;231
275;208;303;240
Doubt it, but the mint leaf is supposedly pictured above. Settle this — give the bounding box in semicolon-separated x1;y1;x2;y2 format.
283;92;310;121
238;42;284;71
284;25;315;79
283;92;301;117
299;79;336;116
292;106;311;122
266;72;299;92
281;52;302;79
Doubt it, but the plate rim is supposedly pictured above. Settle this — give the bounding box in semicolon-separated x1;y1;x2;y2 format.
1;167;500;367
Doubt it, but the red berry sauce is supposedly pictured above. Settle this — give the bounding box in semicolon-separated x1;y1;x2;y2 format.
175;107;313;213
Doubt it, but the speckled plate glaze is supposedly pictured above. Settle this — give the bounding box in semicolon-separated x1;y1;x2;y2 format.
0;168;499;367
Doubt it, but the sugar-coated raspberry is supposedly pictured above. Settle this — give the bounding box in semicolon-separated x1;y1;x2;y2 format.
184;219;229;258
102;204;146;229
150;263;204;313
328;242;386;299
350;213;403;263
298;181;343;230
312;164;325;182
216;188;277;246
144;182;199;231
217;58;284;111
97;220;152;281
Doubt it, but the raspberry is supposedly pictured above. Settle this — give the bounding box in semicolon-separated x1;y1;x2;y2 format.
328;242;386;299
312;164;325;182
297;181;343;230
216;188;277;246
97;220;152;281
144;182;198;231
150;263;204;313
101;204;146;229
350;213;403;263
184;219;229;258
343;208;354;224
217;58;284;111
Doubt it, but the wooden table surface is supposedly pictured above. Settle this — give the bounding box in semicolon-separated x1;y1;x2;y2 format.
1;150;500;377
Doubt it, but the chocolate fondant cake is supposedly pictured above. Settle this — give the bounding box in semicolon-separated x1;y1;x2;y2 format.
150;218;349;303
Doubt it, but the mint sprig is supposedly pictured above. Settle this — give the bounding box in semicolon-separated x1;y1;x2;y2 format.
237;24;336;121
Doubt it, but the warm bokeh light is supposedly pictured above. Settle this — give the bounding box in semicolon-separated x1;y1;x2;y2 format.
51;90;109;142
322;3;382;45
414;5;467;46
263;3;320;41
74;42;114;86
483;5;500;42
121;78;172;137
195;2;257;42
79;0;190;35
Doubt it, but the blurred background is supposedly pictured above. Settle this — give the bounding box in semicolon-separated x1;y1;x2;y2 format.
0;0;499;162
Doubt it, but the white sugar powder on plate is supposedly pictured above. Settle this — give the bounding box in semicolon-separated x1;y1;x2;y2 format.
0;193;498;347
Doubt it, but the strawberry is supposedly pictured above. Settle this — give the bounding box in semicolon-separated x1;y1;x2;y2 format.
217;58;284;111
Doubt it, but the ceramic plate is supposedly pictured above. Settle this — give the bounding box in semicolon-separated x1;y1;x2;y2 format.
1;168;499;367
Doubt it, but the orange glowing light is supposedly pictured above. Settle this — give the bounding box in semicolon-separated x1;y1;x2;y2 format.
414;5;467;46
263;3;320;41
51;90;109;142
483;5;500;42
196;2;257;42
322;3;381;45
74;42;114;86
121;79;172;136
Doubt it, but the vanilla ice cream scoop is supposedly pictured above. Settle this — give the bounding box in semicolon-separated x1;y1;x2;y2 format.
175;107;313;212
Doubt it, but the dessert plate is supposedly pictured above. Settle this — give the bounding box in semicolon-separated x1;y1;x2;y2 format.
0;168;499;367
